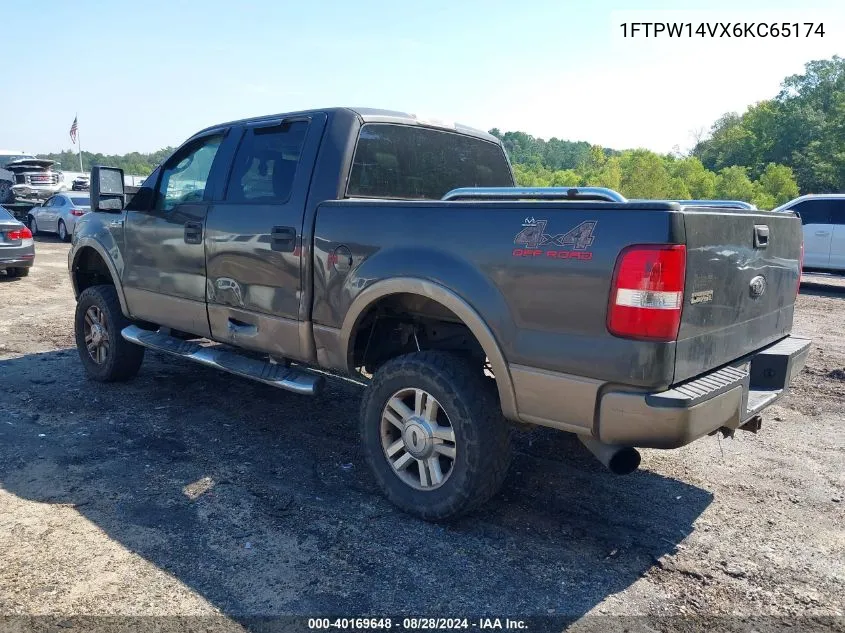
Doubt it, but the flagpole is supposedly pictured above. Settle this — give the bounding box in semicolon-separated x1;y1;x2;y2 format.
76;114;83;173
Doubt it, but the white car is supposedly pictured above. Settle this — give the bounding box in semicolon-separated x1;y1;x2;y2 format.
773;194;845;273
28;193;91;242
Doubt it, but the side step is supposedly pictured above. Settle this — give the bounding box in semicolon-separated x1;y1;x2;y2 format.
121;325;325;396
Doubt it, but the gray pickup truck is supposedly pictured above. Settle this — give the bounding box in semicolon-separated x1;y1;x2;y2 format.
68;107;810;520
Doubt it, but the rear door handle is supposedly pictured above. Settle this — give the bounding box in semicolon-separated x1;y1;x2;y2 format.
184;221;203;244
271;225;296;252
815;230;831;237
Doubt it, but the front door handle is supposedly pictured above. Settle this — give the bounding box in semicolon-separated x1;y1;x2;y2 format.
271;225;296;252
815;230;831;237
184;221;203;244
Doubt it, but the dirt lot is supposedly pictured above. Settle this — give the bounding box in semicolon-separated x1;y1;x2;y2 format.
1;239;843;631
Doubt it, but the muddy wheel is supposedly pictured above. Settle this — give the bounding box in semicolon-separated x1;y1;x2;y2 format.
360;351;511;521
75;285;145;382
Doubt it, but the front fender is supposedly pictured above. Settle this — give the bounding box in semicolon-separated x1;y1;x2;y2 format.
68;214;129;316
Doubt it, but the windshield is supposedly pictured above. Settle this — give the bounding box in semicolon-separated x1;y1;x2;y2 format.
0;154;36;167
347;124;513;200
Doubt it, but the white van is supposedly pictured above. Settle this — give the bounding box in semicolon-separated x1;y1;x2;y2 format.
773;194;845;272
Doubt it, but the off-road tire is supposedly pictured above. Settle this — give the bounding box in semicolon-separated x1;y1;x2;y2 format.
6;267;30;278
360;351;511;521
75;285;145;382
58;220;69;242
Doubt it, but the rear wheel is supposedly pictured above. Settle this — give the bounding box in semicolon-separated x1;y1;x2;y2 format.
5;267;29;278
360;351;511;521
58;220;69;242
75;285;145;382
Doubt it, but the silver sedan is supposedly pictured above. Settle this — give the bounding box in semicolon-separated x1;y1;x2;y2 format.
28;193;90;242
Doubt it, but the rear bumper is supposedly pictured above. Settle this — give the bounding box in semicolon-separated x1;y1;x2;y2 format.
597;336;811;448
0;248;35;270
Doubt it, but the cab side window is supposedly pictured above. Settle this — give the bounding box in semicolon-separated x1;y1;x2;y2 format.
225;121;309;203
155;135;224;212
793;200;832;225
830;201;845;225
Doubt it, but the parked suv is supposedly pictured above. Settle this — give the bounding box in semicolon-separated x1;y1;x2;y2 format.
773;194;845;272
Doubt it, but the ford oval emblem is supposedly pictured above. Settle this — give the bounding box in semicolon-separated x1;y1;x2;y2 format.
749;275;767;299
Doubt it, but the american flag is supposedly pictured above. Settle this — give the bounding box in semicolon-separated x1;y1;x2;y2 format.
69;116;78;144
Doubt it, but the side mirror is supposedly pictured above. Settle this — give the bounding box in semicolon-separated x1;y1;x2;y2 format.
90;165;125;212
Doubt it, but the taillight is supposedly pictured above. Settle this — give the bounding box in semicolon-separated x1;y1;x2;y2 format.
70;209;85;217
608;244;687;342
6;227;33;240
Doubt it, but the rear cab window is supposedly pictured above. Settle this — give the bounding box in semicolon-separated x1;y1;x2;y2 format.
346;123;513;200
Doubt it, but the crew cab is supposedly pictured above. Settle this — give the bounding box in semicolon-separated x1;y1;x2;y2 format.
68;107;810;520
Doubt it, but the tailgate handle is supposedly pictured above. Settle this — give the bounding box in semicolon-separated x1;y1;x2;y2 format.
754;224;769;249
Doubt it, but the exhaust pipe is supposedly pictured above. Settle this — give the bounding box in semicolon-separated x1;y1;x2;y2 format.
578;436;641;475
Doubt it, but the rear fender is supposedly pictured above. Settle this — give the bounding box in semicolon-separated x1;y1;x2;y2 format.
337;248;518;419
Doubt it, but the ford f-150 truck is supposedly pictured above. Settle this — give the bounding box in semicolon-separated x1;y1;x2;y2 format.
68;107;810;520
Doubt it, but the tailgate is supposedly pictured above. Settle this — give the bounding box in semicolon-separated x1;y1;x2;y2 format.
674;208;802;383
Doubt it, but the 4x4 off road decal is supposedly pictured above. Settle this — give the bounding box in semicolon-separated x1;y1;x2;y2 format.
513;218;596;260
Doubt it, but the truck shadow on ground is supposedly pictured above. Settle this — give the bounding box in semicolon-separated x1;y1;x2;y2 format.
0;349;712;620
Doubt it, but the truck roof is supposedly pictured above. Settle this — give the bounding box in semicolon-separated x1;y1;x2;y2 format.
192;107;499;144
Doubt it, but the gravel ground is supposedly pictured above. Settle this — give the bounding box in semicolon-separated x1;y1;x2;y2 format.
0;239;843;632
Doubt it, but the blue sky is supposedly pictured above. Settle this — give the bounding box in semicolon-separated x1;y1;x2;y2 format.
2;0;843;155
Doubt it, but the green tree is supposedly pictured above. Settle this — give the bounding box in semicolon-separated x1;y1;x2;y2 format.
617;150;675;199
668;157;717;198
695;55;845;193
715;166;755;201
550;169;581;187
756;163;800;206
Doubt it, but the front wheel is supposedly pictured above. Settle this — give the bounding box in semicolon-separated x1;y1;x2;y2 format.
74;285;145;382
58;220;69;242
360;351;511;521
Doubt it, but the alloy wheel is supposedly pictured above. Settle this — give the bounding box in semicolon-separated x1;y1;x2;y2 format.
83;305;110;365
380;388;457;490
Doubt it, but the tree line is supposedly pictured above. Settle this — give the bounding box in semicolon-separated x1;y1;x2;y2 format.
36;148;175;177
36;56;842;208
